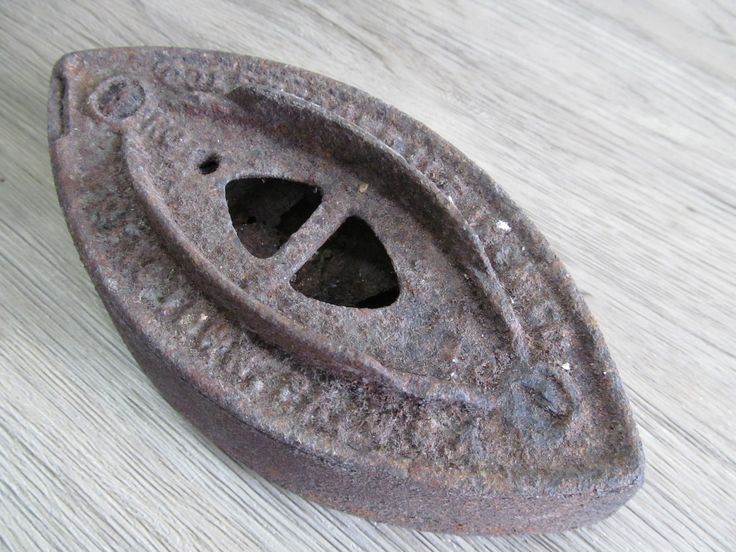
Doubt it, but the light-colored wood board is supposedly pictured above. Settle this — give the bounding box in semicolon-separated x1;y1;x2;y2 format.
1;1;734;550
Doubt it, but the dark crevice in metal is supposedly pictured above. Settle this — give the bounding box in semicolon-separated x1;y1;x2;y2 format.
49;73;68;140
225;177;322;258
291;216;400;308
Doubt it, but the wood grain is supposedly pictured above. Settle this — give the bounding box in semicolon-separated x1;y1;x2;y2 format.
1;0;734;550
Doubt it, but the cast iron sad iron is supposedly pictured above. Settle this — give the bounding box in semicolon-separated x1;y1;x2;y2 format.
48;47;643;535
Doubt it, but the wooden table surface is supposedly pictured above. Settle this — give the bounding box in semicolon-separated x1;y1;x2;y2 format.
1;1;734;550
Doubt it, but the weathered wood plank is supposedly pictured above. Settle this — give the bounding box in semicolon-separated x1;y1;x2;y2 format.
1;1;734;549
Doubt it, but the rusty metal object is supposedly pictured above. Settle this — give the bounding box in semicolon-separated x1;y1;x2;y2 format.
48;47;644;535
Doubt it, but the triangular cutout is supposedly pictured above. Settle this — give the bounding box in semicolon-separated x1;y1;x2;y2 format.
291;217;400;308
225;177;322;258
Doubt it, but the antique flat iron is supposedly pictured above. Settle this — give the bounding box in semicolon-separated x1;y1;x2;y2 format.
48;47;643;535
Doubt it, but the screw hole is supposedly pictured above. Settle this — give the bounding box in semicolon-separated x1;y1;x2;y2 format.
198;154;220;175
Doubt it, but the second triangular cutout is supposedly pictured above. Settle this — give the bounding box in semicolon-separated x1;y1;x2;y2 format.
291;217;400;308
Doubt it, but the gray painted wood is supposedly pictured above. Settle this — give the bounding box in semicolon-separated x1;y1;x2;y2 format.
1;1;734;550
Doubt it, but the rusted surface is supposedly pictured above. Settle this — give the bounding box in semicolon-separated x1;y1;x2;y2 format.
47;47;643;535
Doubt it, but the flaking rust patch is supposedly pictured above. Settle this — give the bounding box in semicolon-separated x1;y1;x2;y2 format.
48;47;643;535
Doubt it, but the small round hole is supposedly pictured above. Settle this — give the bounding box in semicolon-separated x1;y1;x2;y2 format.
198;154;220;175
